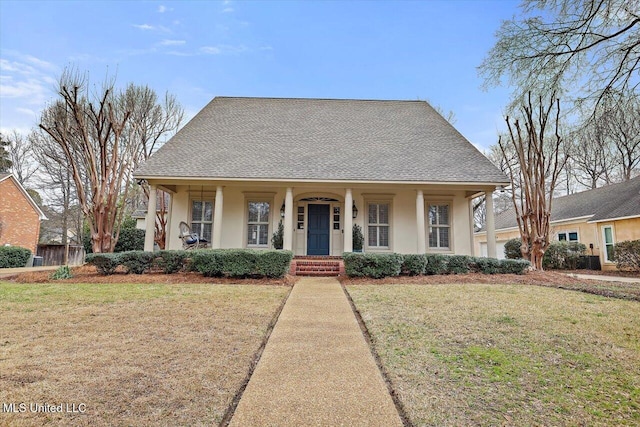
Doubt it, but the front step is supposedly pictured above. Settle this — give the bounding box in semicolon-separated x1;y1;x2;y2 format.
290;258;345;276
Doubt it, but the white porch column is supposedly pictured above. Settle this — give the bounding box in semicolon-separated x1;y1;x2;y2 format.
468;197;475;256
344;188;353;252
144;184;157;251
486;189;497;258
416;190;426;253
212;186;224;249
283;187;294;251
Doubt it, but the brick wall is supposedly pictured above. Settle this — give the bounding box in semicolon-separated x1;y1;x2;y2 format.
0;178;41;255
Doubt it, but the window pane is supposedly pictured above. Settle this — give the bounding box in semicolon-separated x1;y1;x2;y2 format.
202;224;212;242
379;226;389;247
259;224;269;245
439;227;449;248
192;222;202;237
248;225;258;245
203;201;213;222
606;244;614;261
258;202;270;223
368;204;377;224
192;201;203;222
604;227;613;244
248;202;259;223
438;205;449;225
379;204;389;224
568;232;578;241
429;227;437;247
558;233;567;241
368;226;378;246
429;206;437;225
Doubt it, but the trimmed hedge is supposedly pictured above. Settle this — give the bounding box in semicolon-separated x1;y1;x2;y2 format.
155;250;188;274
85;253;120;275
0;246;32;268
614;240;640;272
344;252;530;277
504;238;524;259
425;254;449;275
256;250;294;278
401;254;427;276
343;253;403;278
119;251;155;274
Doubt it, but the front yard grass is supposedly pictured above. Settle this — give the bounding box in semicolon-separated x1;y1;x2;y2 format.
0;282;290;426
347;283;640;426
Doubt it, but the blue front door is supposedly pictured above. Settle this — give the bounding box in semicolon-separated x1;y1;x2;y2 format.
307;204;330;255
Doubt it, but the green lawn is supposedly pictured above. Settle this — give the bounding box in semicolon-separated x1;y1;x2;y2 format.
348;283;640;426
0;282;290;426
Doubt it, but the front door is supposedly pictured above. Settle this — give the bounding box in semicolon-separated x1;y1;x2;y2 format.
307;204;330;255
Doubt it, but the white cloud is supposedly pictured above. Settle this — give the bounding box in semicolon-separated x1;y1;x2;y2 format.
200;46;222;55
133;24;155;30
200;44;248;55
160;39;186;46
16;107;37;117
222;7;234;13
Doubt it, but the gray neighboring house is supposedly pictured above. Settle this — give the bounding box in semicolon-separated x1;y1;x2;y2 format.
134;97;508;256
475;176;640;268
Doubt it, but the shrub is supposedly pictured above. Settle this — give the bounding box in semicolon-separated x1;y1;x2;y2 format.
191;250;223;277
256;250;293;278
50;265;73;280
504;238;523;259
119;251;155;274
543;241;586;270
155;250;188;274
401;254;427;275
343;253;403;278
86;253;120;275
424;254;448;275
614;240;640;271
475;257;501;274
114;226;145;252
446;255;472;274
352;225;364;252
219;249;258;278
500;259;531;274
271;220;284;250
0;246;32;268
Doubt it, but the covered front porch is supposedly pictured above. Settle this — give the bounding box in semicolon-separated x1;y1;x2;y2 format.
143;180;499;258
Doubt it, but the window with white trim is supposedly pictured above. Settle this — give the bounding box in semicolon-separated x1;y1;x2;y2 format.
367;203;390;248
428;204;450;250
558;231;579;242
247;201;270;247
191;200;213;242
603;226;615;263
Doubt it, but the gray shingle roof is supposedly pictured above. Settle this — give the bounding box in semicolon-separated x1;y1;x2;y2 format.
135;97;508;184
493;176;640;230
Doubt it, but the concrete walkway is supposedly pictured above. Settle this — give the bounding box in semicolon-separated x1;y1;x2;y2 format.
229;277;403;427
566;273;640;284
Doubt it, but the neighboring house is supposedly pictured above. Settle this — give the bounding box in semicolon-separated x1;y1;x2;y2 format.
0;173;47;255
475;176;640;270
134;97;508;257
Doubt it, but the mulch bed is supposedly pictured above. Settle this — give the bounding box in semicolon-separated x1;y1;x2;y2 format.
6;265;297;286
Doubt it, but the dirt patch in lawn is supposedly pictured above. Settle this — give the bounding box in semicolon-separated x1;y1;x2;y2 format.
340;270;640;301
7;265;296;286
0;282;290;426
347;284;640;426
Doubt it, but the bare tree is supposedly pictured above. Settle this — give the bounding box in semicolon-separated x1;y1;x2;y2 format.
123;84;183;249
4;130;38;186
480;0;640;111
601;91;640;180
499;93;567;270
0;134;11;173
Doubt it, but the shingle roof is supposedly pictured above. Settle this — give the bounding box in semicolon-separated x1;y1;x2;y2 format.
135;97;508;184
492;176;640;230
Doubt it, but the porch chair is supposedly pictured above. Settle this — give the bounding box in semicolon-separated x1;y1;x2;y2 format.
179;221;209;250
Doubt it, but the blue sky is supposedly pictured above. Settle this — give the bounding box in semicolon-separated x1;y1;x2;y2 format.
0;0;520;151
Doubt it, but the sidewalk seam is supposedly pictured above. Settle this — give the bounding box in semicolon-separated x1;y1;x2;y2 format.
219;284;294;427
341;283;413;427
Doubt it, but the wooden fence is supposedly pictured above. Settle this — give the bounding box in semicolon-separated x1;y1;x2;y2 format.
36;244;86;266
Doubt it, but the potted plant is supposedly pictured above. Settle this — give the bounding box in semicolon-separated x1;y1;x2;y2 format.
271;220;284;249
353;224;364;252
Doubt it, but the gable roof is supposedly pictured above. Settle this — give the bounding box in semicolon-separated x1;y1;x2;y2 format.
0;173;48;220
492;176;640;230
135;97;508;184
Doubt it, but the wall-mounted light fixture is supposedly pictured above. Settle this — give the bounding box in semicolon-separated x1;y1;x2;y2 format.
280;202;286;218
352;202;358;219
